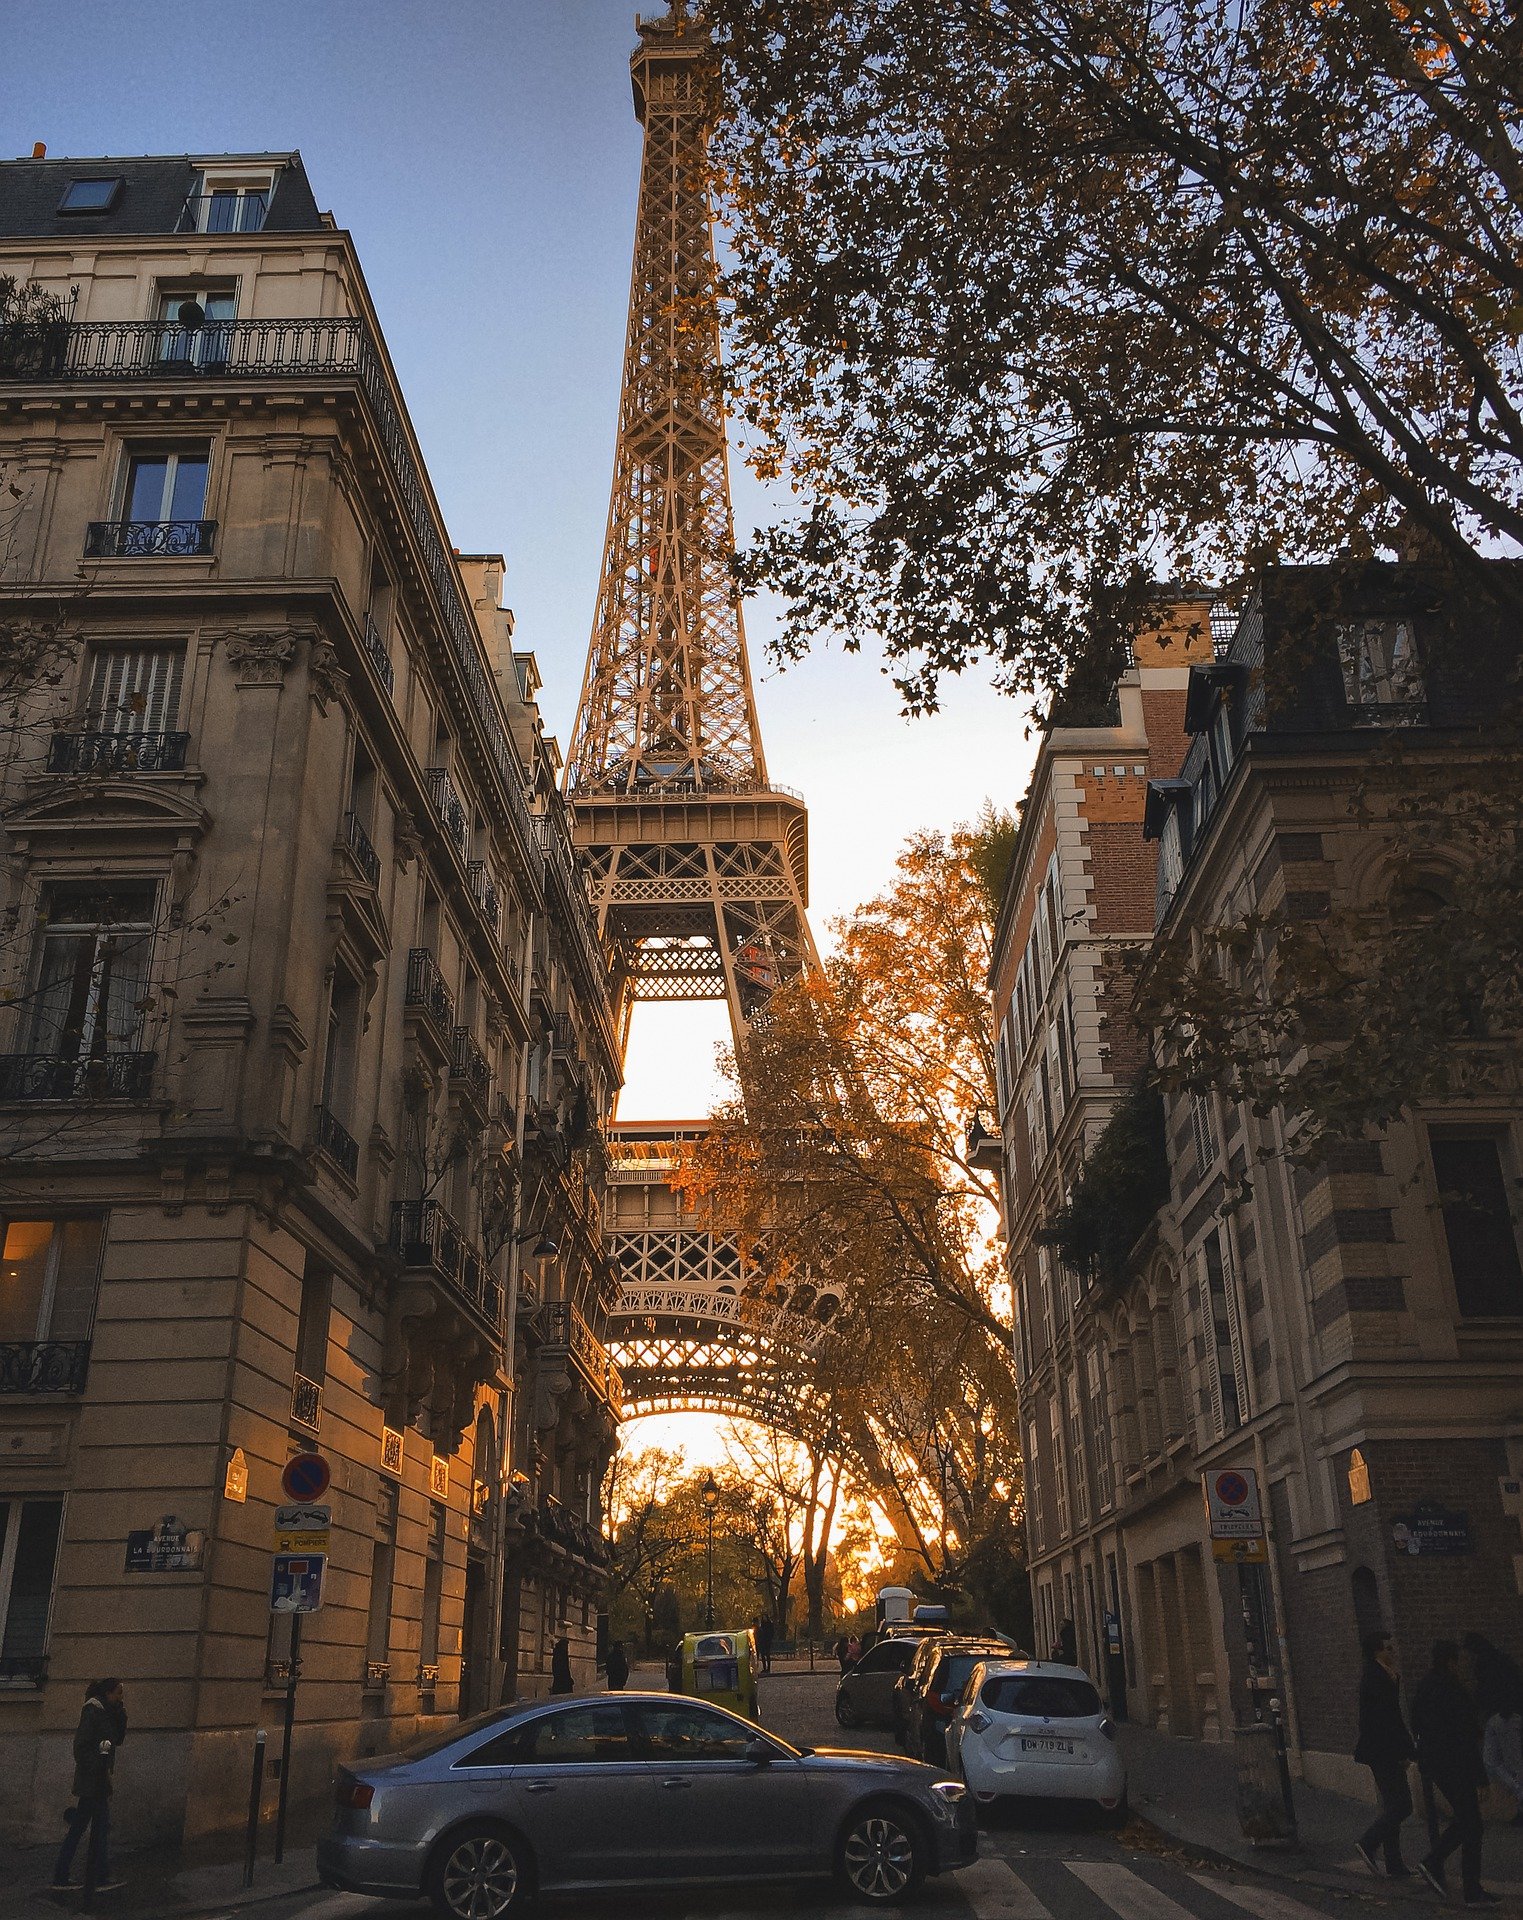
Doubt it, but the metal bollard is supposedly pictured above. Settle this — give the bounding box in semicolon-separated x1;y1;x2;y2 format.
243;1729;267;1888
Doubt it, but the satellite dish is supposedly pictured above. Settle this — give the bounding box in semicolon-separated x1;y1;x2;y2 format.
176;299;206;330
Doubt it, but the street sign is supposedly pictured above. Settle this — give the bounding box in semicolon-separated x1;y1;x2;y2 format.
124;1514;206;1573
274;1502;331;1552
1212;1535;1269;1564
1392;1504;1471;1556
281;1452;331;1504
1203;1467;1265;1540
270;1552;326;1612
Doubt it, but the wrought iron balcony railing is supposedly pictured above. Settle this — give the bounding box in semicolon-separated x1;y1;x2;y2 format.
84;519;216;559
361;612;395;694
0;1340;91;1394
540;1301;622;1410
404;948;455;1033
176;190;270;233
532;813;608;1002
0;1052;153;1102
0;314;541;876
342;810;381;889
424;766;469;861
290;1371;322;1430
450;1026;491;1099
390;1198;501;1325
314;1103;360;1179
467;861;501;935
47;729;190;775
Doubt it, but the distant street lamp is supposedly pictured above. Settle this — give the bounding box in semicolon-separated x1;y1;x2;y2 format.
701;1472;719;1629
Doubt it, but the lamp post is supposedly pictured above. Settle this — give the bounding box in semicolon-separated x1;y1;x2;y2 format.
701;1471;719;1630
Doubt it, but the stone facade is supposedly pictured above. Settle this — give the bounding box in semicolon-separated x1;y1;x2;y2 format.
0;153;621;1843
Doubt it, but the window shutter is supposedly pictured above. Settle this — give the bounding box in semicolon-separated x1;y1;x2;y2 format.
1198;1252;1225;1439
89;647;184;734
1220;1230;1252;1423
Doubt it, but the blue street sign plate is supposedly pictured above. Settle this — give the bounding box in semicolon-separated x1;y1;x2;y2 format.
270;1552;326;1613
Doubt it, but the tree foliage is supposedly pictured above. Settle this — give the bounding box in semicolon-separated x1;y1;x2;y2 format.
1039;1075;1170;1287
705;0;1523;709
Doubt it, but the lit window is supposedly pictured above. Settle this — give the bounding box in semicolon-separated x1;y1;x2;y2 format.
0;1218;103;1344
58;178;121;214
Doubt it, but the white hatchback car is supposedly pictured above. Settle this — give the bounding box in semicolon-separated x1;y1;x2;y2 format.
946;1660;1126;1817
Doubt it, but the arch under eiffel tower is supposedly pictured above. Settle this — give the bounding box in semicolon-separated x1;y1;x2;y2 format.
566;1;824;1438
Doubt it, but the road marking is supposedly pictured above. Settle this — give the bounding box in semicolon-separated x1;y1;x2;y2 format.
952;1856;1055;1917
1190;1871;1331;1920
1068;1859;1198;1920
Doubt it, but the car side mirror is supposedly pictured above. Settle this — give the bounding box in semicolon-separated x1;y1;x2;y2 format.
743;1739;772;1767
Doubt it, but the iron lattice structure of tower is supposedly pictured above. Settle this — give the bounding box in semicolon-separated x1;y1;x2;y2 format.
566;0;817;1044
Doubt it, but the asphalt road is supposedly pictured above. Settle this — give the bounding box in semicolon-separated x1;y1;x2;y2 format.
227;1669;1406;1920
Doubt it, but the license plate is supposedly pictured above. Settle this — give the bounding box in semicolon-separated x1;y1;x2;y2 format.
1019;1736;1074;1754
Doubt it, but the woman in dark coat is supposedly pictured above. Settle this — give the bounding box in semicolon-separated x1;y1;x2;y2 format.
605;1640;630;1689
52;1679;127;1889
549;1636;574;1695
1413;1639;1494;1904
1353;1632;1416;1876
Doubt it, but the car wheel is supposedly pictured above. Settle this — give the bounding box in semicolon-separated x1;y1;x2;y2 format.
836;1801;926;1904
427;1821;527;1920
835;1692;859;1728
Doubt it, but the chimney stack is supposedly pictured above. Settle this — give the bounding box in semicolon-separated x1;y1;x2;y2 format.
31;143;46;159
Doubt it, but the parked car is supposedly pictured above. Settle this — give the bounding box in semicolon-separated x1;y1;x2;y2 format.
835;1634;923;1728
895;1636;1015;1765
945;1659;1127;1818
317;1691;977;1917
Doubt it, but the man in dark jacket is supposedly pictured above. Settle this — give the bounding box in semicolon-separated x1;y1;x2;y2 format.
1354;1632;1416;1876
604;1640;630;1690
756;1615;775;1676
1413;1639;1497;1905
52;1679;127;1890
549;1636;573;1695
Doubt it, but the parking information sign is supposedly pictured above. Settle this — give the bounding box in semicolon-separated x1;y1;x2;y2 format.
270;1552;326;1613
274;1502;331;1553
1203;1468;1268;1562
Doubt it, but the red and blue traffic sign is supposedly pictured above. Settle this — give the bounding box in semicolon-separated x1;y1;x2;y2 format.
281;1452;331;1504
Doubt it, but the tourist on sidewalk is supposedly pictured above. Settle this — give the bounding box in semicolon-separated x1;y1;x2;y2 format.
1413;1639;1497;1906
1353;1632;1416;1877
52;1678;127;1891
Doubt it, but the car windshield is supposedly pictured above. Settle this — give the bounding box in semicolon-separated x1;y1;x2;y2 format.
935;1653;994;1693
397;1708;520;1761
981;1675;1102;1718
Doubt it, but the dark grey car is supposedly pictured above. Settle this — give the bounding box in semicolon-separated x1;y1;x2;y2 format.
317;1691;977;1917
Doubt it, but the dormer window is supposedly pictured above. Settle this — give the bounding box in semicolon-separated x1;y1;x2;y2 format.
58;177;123;215
178;172;273;235
1337;617;1425;719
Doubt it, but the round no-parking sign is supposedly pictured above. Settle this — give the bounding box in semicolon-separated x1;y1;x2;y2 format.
281;1452;331;1504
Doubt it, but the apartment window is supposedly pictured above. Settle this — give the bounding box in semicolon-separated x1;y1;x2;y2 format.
294;1255;332;1390
122;447;209;525
29;884;156;1062
1201;1229;1248;1436
0;1498;63;1680
1049;1396;1069;1538
420;1503;446;1688
1430;1132;1523;1318
0;1218;103;1346
1066;1370;1089;1529
1338;617;1425;717
183;177;271;234
1087;1347;1114;1509
156;288;236;368
1027;1421;1045;1552
59;178;121;215
1190;1092;1220;1177
321;969;361;1125
364;1482;398;1686
87;647;185;737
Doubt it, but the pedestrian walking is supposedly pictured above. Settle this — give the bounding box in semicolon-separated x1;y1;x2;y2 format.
604;1639;629;1690
846;1633;862;1666
1463;1633;1523;1724
52;1678;127;1891
1481;1693;1523;1822
1053;1618;1077;1665
834;1634;852;1673
1353;1631;1416;1877
756;1614;775;1677
549;1636;573;1695
1413;1639;1498;1905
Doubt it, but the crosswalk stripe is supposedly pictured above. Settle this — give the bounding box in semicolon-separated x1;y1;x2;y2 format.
952;1855;1055;1917
1068;1859;1198;1920
1190;1870;1331;1920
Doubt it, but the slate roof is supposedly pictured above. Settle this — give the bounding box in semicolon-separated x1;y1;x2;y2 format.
0;153;324;239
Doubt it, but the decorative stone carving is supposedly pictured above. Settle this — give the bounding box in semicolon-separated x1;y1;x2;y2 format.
307;638;348;713
224;631;296;687
393;807;423;871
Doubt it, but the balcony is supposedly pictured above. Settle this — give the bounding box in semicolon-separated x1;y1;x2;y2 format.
391;1199;502;1326
47;729;190;775
467;861;501;936
0;1052;153;1101
342;811;381;889
290;1372;322;1431
424;766;469;861
0;313;542;878
0;1340;91;1394
450;1027;491;1104
404;948;455;1034
176;190;269;233
540;1301;622;1411
314;1103;360;1179
361;613;395;695
84;519;216;559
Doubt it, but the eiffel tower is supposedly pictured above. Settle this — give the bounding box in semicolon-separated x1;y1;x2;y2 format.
567;0;820;1426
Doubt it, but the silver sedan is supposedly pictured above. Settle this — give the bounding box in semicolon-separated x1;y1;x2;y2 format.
316;1689;977;1918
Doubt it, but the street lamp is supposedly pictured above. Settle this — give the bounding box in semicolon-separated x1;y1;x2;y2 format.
701;1471;719;1630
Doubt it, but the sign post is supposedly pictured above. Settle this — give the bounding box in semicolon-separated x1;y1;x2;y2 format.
272;1454;329;1865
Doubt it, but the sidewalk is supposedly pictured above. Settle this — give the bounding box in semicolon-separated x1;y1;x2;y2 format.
1122;1722;1523;1903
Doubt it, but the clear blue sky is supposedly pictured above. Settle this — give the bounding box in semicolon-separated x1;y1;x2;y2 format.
4;0;1036;1114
